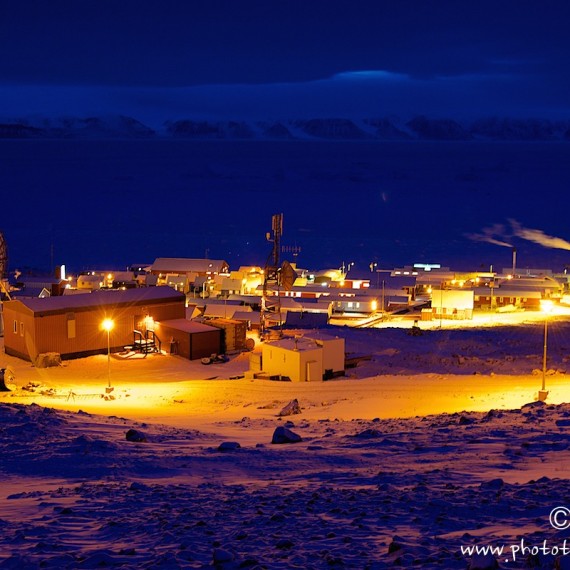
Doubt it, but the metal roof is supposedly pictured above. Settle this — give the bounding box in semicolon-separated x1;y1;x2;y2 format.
157;319;220;334
6;287;185;315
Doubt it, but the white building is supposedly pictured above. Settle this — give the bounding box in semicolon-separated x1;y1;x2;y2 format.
430;289;474;320
260;334;345;382
262;338;323;382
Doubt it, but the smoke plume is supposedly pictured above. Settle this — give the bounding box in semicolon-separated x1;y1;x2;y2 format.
466;223;512;248
510;219;570;251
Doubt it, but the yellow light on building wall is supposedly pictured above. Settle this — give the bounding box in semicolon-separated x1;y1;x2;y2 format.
101;318;114;390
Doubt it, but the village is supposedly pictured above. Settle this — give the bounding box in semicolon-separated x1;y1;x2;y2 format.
1;211;570;386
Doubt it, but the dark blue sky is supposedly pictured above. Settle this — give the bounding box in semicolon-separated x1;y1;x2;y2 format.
1;0;569;124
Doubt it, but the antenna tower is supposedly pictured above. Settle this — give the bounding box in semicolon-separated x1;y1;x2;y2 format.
0;231;10;300
261;214;283;337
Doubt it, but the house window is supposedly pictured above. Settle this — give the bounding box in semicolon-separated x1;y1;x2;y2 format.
20;322;24;337
13;320;17;334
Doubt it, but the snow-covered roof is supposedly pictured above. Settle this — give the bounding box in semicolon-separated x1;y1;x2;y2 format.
227;294;262;304
473;287;542;298
10;287;51;300
157;319;220;334
151;258;229;274
265;337;320;352
12;276;63;286
498;276;562;289
203;305;238;319
232;311;259;324
7;287;185;315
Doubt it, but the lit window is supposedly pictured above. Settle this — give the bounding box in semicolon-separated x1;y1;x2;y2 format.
13;320;17;334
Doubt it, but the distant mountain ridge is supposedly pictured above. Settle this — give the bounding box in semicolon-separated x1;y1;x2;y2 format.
2;114;570;141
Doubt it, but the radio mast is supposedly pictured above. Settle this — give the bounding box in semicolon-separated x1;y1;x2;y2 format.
0;231;10;300
260;214;283;338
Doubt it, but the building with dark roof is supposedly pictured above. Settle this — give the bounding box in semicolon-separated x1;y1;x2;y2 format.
4;287;185;361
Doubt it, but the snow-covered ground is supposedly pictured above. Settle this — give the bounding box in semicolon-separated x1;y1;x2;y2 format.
2;313;570;569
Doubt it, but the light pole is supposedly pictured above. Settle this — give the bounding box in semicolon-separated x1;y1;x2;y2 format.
439;283;444;329
538;300;553;401
102;318;114;391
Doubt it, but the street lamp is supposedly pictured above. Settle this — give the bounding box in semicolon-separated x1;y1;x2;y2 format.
101;318;114;391
538;300;554;401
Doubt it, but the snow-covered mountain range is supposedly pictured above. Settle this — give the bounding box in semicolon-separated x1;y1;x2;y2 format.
2;114;570;141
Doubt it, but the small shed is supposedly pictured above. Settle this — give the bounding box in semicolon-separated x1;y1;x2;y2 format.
154;319;221;360
206;318;248;352
261;337;323;382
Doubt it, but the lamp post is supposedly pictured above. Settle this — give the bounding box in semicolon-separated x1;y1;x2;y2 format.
439;282;445;329
538;300;554;401
102;318;114;391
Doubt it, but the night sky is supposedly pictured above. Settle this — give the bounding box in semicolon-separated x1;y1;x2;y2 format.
1;0;570;125
3;1;570;273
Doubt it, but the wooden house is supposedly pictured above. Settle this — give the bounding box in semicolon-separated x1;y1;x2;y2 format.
473;287;542;311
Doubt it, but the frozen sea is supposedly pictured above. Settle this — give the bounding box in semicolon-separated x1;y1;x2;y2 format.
2;139;570;275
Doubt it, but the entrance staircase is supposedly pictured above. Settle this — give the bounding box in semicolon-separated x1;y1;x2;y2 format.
132;329;162;356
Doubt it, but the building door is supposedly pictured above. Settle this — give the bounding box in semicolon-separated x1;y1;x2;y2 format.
306;360;320;382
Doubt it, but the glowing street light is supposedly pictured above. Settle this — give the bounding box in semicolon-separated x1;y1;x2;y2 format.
101;318;114;390
538;299;554;401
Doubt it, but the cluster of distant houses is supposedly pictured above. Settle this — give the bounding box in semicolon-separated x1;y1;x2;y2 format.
1;257;569;381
